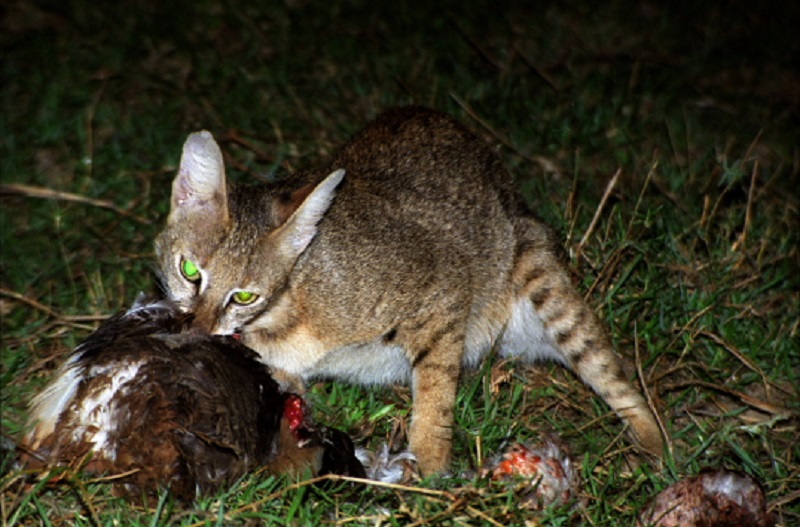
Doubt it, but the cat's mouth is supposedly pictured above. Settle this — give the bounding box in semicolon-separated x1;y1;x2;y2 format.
211;325;243;341
213;327;243;341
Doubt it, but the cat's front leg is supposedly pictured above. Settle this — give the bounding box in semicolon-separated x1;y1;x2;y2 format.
404;316;466;475
270;367;307;395
409;363;460;475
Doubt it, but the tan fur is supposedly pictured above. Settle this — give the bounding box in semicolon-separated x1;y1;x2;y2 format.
155;107;664;474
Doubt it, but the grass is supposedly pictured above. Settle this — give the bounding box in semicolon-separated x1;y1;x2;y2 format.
1;0;798;525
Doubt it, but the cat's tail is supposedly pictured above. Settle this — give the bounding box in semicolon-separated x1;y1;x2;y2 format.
502;220;665;459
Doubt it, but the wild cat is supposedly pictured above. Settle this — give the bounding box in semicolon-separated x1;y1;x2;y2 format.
155;106;663;475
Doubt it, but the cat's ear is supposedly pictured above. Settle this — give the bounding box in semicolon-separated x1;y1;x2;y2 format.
271;169;345;256
169;131;229;225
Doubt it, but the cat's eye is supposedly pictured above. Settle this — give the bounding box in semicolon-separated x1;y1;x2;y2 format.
232;290;258;305
180;258;201;282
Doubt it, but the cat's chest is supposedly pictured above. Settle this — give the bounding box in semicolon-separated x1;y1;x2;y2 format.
312;341;412;385
249;326;412;386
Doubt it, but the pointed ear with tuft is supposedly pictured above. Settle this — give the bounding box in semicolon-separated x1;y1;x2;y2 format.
270;169;345;258
169;131;229;226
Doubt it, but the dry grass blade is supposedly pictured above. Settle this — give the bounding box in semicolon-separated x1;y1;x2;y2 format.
67;476;102;527
186;475;457;527
224;129;275;164
666;305;715;353
466;505;507;527
0;183;148;224
625;160;657;241
449;13;503;73
768;489;800;512
585;244;626;299
518;50;560;92
0;287;60;320
660;379;792;416
405;497;466;527
449;93;559;174
731;159;758;254
634;325;671;459
696;330;773;392
451;94;515;149
87;469;142;484
704;130;763;232
576;168;620;262
0;287;105;331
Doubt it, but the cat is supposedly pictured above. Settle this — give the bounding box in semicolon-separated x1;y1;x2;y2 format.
155;106;664;475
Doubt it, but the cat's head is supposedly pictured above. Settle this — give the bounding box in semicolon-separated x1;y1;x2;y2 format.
155;131;344;336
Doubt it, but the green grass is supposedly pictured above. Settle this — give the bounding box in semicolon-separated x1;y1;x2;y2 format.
2;0;798;525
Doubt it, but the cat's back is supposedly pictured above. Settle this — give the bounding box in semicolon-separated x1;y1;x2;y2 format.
316;107;520;254
334;106;516;199
228;107;523;238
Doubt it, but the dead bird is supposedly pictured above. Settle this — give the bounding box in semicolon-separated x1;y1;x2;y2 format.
637;469;775;527
481;435;580;511
20;297;364;502
481;441;775;525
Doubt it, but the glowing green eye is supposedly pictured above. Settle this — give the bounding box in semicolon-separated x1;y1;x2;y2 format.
180;259;201;282
233;291;258;305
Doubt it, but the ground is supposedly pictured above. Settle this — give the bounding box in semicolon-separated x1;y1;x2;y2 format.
1;1;798;525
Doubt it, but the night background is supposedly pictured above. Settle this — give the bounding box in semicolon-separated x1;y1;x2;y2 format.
2;1;798;525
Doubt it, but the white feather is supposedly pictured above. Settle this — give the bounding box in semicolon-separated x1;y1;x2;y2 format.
26;355;83;445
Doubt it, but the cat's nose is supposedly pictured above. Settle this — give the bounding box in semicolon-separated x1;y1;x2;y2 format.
186;308;218;334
